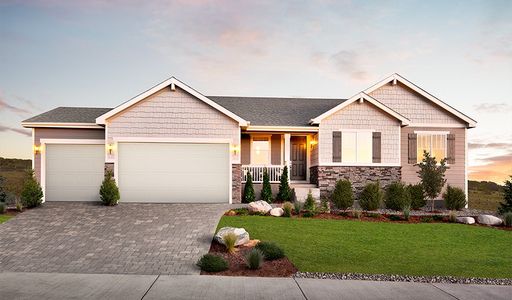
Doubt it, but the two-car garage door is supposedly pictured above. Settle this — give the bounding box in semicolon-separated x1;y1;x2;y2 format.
44;142;230;203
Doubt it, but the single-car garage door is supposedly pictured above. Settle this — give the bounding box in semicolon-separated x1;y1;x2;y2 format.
45;144;105;201
117;143;230;203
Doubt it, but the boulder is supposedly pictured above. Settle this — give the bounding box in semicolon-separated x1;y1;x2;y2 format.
270;207;284;217
456;217;475;224
248;200;272;213
477;214;502;226
214;227;250;246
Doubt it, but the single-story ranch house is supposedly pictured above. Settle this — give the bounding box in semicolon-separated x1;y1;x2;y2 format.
22;74;476;204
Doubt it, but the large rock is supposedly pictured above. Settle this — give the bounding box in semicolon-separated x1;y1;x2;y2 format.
248;200;272;213
214;227;250;246
270;207;284;217
477;214;502;226
456;217;475;224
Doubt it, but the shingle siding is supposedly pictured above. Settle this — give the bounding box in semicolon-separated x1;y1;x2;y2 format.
319;101;401;164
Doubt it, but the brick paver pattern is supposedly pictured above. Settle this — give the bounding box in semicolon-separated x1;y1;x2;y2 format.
0;202;229;275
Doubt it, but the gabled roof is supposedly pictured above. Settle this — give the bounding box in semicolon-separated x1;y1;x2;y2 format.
95;77;248;126
310;92;410;125
364;73;477;127
22;107;111;128
209;96;343;127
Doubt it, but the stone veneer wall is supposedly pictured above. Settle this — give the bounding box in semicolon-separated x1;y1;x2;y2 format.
313;166;401;198
232;164;242;203
105;163;114;176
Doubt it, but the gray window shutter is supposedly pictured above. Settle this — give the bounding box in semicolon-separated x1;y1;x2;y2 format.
447;134;455;164
372;132;381;163
332;131;342;162
408;133;417;164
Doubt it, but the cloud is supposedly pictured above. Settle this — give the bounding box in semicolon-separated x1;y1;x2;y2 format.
469;152;512;184
329;50;370;81
0;124;31;137
468;142;512;150
473;102;512;113
0;96;31;114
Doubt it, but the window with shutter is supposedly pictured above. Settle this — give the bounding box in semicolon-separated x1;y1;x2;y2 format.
408;133;417;164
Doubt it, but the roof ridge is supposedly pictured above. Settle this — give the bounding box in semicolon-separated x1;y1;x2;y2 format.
208;95;345;100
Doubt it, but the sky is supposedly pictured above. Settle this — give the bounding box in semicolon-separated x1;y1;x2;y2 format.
0;0;511;183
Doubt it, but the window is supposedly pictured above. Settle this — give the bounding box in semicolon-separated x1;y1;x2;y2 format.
416;133;447;163
341;131;372;163
251;137;270;165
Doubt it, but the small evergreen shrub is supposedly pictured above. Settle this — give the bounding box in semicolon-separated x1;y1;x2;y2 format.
503;212;512;227
223;233;237;254
443;185;467;211
359;182;383;211
99;171;120;206
420;216;433;223
243;172;255;203
260;168;273;203
282;202;293;217
303;211;315;217
255;241;285;260
21;170;43;208
303;191;316;213
0;176;7;203
293;201;301;215
403;205;411;221
246;249;264;270
384;181;411;211
331;179;353;211
407;183;426;210
277;166;291;202
448;211;457;223
318;198;330;213
498;176;512;214
388;215;402;221
0;202;5;214
196;254;228;272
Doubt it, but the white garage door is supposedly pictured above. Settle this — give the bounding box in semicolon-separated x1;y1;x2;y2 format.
45;144;105;201
117;143;230;203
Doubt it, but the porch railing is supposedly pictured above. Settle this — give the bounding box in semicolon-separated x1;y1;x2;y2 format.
242;165;284;183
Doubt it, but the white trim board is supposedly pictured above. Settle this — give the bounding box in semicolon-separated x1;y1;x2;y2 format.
246;126;319;132
112;137;233;144
22;122;104;129
95;77;248;126
363;73;477;128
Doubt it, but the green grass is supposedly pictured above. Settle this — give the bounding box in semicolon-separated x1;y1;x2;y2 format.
218;216;512;278
468;189;503;211
0;214;13;224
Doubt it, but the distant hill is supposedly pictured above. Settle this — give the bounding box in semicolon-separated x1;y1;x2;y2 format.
0;157;31;171
468;180;503;193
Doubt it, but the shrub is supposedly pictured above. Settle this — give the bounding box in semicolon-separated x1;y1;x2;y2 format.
498;176;512;214
0;202;5;214
282;202;293;217
388;215;402;221
331;179;353;211
293;201;302;215
318;198;330;213
421;216;433;223
384;181;411;211
351;209;362;219
303;191;316;213
255;241;285;260
417;151;448;211
403;205;411;221
196;254;228;272
448;211;457;223
303;211;315;218
99;171;120;206
222;233;237;254
21;170;43;208
277;166;291;202
366;213;380;218
232;208;249;216
503;212;512;227
243;172;255;203
359;182;382;211
261;168;273;203
246;249;264;270
443;185;466;211
407;183;426;210
0;176;7;203
432;215;444;221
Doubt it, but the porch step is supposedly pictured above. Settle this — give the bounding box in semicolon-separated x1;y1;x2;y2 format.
292;184;320;202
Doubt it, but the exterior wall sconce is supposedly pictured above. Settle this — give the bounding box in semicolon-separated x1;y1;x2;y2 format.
310;140;318;146
107;143;114;155
231;144;240;155
33;145;41;155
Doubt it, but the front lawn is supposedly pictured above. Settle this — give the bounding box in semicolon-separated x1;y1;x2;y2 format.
218;216;512;278
0;214;12;224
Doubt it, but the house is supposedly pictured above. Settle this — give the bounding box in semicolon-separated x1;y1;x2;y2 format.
22;74;476;204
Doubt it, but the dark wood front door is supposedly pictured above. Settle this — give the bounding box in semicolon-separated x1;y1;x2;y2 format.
290;136;307;181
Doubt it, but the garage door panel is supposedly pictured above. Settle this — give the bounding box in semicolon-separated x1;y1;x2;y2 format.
118;143;229;203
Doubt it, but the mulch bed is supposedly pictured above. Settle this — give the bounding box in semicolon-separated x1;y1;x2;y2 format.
2;208;20;217
201;241;297;277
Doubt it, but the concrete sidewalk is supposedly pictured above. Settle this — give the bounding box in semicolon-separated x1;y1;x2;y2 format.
1;272;511;300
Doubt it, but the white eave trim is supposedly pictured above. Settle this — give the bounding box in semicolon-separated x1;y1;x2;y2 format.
245;125;319;132
363;73;477;128
95;77;248;126
21;122;104;129
310;92;410;126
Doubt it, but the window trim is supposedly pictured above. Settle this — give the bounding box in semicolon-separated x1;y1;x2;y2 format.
250;135;272;165
414;131;448;163
339;129;374;164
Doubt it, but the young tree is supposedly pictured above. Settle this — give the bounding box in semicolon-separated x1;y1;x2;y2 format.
498;176;512;214
417;151;448;211
260;168;273;203
277;166;291;202
21;170;44;208
243;172;255;203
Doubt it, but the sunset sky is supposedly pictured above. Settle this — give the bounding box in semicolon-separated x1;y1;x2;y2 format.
0;0;511;183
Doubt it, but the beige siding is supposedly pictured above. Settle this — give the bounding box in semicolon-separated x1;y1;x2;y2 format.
34;128;105;182
310;133;319;167
319;101;401;164
401;127;466;192
369;82;465;125
241;134;251;165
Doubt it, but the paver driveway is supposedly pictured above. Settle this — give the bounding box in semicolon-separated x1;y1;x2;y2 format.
0;202;229;275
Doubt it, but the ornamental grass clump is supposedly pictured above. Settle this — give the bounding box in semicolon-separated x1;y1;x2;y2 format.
403;204;411;221
443;185;467;211
255;241;285;260
449;210;457;223
282;202;293;217
246;248;264;270
359;181;382;211
100;171;120;206
222;232;237;254
293;201;302;215
196;254;228;272
351;209;362;219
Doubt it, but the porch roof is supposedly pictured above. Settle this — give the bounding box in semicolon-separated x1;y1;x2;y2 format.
208;96;345;127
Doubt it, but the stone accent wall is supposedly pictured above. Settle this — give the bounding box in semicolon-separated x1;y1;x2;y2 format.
309;166;319;185
104;163;114;176
317;166;401;198
232;164;242;203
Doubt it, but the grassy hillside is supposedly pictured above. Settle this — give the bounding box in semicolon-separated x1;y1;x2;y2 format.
0;157;32;202
468;180;505;211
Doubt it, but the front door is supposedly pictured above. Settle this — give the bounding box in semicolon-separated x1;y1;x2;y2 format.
290;136;307;181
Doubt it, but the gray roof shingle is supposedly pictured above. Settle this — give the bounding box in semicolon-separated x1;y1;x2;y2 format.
23;107;113;124
208;96;345;126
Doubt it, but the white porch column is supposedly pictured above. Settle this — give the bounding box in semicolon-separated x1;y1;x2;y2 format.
284;134;291;182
